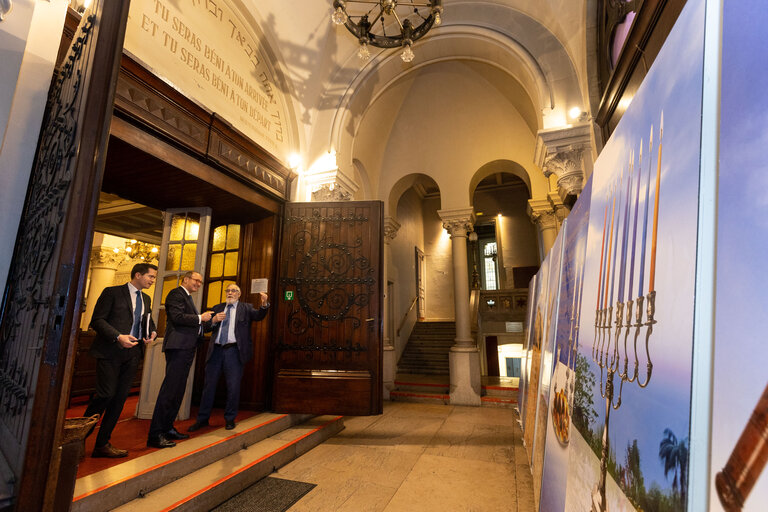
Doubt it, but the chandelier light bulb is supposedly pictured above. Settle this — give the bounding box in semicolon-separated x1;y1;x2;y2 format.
331;6;347;25
401;43;414;63
358;42;371;61
434;12;442;26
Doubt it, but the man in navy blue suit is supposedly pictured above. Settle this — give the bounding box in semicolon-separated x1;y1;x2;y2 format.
188;284;269;432
85;262;157;458
147;270;213;448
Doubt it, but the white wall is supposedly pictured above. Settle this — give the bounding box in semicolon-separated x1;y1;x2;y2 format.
422;197;454;320
0;0;68;296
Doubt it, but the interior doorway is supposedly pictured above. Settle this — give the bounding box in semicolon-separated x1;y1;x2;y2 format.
67;130;279;476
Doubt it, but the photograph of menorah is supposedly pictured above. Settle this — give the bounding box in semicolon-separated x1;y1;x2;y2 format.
590;113;663;512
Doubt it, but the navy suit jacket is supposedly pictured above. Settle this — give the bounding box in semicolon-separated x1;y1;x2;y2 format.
163;286;204;351
89;284;154;359
205;301;268;364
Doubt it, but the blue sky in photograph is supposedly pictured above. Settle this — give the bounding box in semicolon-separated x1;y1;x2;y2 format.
575;0;704;494
710;0;768;508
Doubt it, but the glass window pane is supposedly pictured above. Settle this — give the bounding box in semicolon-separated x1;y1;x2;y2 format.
166;243;181;271
226;224;240;250
170;215;185;241
207;281;222;309
162;275;178;304
180;243;197;271
212;225;226;251
209;253;224;278
224;251;238;276
185;213;200;240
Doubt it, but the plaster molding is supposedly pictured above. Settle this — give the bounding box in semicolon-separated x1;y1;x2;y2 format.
90;248;123;269
526;199;557;230
534;123;591;197
438;208;475;237
383;216;401;243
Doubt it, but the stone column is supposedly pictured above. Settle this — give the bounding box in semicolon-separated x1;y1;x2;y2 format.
81;247;122;329
527;200;558;262
382;216;400;400
533;123;592;202
438;208;481;406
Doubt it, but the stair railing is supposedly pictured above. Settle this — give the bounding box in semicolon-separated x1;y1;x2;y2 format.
396;296;419;337
470;288;480;333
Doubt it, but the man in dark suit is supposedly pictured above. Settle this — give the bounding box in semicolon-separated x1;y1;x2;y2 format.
147;270;213;448
85;262;157;458
188;285;269;432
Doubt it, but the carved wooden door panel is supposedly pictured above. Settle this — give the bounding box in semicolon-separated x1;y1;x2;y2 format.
273;201;383;416
0;1;131;507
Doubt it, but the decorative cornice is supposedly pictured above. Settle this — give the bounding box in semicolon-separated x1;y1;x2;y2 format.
527;199;557;230
534;123;591;198
305;166;359;202
438;208;475;237
383;216;401;243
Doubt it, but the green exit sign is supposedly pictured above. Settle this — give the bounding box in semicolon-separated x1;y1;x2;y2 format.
284;290;294;300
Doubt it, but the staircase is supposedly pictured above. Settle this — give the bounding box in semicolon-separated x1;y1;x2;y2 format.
396;321;455;376
72;413;343;512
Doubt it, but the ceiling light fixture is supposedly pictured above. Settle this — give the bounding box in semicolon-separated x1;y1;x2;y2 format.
331;0;443;62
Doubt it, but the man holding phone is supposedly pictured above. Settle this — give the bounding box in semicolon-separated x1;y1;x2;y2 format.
85;262;157;458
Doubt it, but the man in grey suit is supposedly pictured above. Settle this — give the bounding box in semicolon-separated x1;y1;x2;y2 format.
85;262;157;458
147;270;213;448
188;284;269;432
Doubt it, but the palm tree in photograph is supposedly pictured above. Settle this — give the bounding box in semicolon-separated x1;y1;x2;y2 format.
658;428;689;507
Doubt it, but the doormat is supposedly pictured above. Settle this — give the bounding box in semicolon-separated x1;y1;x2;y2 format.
212;476;316;512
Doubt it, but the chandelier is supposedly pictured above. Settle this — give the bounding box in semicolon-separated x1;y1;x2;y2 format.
113;240;159;262
331;0;443;62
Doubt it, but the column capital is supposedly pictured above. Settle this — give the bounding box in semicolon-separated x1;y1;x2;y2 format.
383;216;401;244
306;166;359;201
90;247;123;269
527;199;558;230
437;208;475;237
534;123;591;198
548;192;569;225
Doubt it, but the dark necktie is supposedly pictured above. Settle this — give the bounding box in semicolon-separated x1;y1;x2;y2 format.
218;304;234;345
132;290;142;339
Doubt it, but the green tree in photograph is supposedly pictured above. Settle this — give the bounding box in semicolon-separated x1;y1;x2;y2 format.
572;353;598;439
622;439;646;507
658;428;689;508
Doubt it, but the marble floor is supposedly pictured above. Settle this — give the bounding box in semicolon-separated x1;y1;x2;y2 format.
273;401;535;512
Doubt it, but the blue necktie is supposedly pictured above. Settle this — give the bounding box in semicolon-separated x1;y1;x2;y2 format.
218;304;233;345
132;290;142;338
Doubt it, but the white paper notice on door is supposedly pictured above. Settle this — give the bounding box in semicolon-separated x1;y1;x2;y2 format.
251;278;268;294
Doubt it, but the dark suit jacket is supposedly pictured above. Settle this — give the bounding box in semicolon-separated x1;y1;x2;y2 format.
89;284;154;360
204;301;268;364
163;286;204;351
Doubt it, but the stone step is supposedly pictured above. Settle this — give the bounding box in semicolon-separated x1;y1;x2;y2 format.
109;416;343;512
390;390;449;405
71;412;320;512
480;396;517;408
481;384;519;399
394;379;449;395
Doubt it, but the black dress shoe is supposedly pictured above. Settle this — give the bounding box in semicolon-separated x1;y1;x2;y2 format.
147;434;176;448
92;442;128;458
225;421;235;430
187;420;209;433
166;428;190;440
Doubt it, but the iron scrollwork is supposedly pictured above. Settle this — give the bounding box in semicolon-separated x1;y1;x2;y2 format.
0;13;96;424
